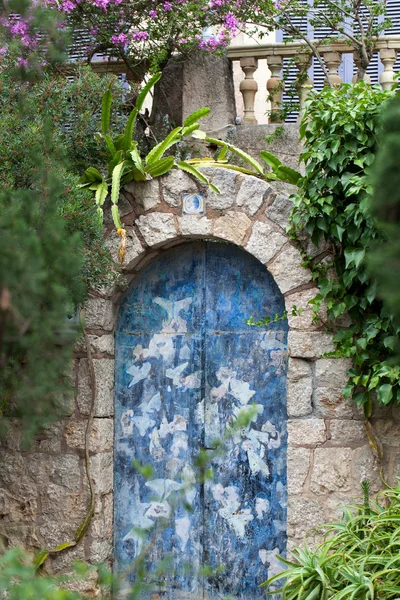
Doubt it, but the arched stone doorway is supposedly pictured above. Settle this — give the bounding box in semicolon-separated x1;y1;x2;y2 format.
114;241;288;599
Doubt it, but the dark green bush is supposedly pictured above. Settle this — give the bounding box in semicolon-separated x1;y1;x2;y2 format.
0;66;126;293
291;82;400;414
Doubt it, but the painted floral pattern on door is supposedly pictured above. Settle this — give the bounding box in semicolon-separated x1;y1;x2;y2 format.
115;242;288;599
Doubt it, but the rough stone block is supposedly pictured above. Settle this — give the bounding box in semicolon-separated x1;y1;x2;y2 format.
201;168;237;210
370;418;400;447
313;387;354;419
287;496;327;540
286;288;327;331
287;358;313;417
314;359;352;388
162;169;198;207
90;493;113;539
77;358;114;417
90;452;113;495
88;539;113;563
105;228;145;271
0;451;26;486
0;523;40;550
125;179;160;210
25;453;52;482
87;334;114;355
213;211;252;246
310;448;352;494
236;176;273;216
36;422;64;453
287;447;311;494
39;520;79;549
351;446;380;493
178;215;212;236
40;484;88;520
287;377;313;419
268;244;312;293
136;212;177;247
328;420;367;446
245;221;287;264
64;418;113;453
83;298;115;331
49;543;86;574
0;486;38;522
288;331;334;358
288;419;326;446
265;193;293;230
50;455;81;492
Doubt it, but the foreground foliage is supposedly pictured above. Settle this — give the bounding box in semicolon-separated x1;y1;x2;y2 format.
369;93;400;334
263;481;400;599
291;82;400;413
0;66;121;293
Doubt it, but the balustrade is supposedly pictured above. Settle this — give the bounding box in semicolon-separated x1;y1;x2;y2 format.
227;35;400;125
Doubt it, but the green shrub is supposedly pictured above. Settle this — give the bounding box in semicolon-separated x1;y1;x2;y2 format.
263;480;400;599
291;82;400;414
0;66;124;293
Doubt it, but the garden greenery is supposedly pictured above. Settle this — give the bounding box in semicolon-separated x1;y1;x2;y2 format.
263;480;400;599
291;82;400;415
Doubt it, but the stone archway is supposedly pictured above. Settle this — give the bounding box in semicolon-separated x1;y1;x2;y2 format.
78;167;378;570
0;168;383;583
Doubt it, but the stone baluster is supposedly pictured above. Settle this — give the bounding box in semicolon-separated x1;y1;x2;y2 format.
266;55;284;123
323;51;343;87
294;54;313;120
239;57;258;125
352;52;371;83
380;48;397;91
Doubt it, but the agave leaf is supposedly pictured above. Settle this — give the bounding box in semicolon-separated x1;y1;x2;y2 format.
101;89;113;135
205;136;226;147
130;145;145;172
84;167;103;182
226;144;264;174
191;129;207;140
183;107;210;127
260;150;282;169
112;204;122;229
108;150;123;177
218;145;229;160
146;127;183;165
114;134;125;152
95;181;109;206
104;134;116;157
122;107;139;152
111;161;126;205
182;123;200;137
146;156;175;177
178;161;220;193
274;165;302;185
135;72;162;113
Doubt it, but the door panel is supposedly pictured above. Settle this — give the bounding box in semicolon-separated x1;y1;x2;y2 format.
114;242;288;599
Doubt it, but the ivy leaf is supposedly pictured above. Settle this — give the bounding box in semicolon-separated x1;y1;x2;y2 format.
376;383;393;405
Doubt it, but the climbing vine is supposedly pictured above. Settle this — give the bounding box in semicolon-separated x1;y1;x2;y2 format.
290;82;400;416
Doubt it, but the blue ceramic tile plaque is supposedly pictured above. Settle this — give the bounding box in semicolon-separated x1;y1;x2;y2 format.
183;193;204;214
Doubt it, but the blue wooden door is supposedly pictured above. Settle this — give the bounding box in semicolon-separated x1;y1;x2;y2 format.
114;242;288;599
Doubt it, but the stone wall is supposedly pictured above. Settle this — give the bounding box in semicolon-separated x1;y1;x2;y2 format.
1;166;399;586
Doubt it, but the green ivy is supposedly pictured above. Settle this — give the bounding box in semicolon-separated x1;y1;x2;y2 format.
290;82;400;416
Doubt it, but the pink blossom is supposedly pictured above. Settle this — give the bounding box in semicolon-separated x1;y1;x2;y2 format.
131;30;149;42
149;9;157;18
163;1;172;10
110;32;128;45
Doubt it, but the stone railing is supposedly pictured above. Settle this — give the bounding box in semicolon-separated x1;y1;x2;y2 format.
227;35;400;124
